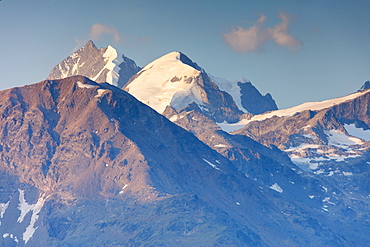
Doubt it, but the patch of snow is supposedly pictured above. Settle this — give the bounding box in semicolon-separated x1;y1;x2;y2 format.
342;171;353;176
285;143;321;152
289;156;322;171
216;120;251;133
344;124;370;141
217;90;370;132
203;158;221;170
77;81;96;89
302;134;315;139
17;189;46;243
2;233;18;243
0;201;9;218
214;144;227;148
23;195;46;243
323;197;335;205
199;105;210;112
322;186;328;193
119;184;128;194
17;189;34;223
269;183;283;193
0;200;10;226
325;129;363;146
95;89;108;98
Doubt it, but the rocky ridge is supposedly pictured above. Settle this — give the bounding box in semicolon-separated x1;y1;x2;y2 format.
1;76;369;246
47;41;140;88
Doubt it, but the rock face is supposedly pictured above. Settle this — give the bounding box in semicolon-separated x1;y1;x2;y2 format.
1;76;369;246
359;80;370;91
210;76;278;115
47;41;140;88
225;89;370;229
124;52;243;123
238;81;278;114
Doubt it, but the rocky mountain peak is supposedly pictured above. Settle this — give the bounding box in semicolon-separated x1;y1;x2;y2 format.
359;80;370;91
47;41;140;88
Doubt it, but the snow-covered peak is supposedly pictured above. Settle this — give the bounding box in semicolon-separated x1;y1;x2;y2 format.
124;52;205;114
141;51;201;72
92;45;123;86
47;41;138;88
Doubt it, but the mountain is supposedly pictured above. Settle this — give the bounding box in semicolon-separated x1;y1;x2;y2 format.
48;42;278;122
359;80;370;91
217;88;370;220
1;76;369;246
47;41;140;88
209;76;278;115
123;52;243;123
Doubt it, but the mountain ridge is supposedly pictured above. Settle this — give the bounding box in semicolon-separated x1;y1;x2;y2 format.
1;76;368;246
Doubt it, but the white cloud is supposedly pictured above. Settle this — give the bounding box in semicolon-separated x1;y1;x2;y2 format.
89;23;123;43
223;13;302;53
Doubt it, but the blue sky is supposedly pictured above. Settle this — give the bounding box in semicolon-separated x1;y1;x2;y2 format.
0;0;369;109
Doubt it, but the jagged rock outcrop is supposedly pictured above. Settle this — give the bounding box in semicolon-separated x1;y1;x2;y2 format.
47;41;140;87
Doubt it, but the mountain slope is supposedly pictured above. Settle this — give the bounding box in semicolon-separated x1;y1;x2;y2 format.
227;88;370;221
47;41;140;88
124;52;243;123
0;76;367;246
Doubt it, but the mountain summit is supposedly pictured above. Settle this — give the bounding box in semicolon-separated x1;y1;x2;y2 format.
47;41;140;88
124;51;243;123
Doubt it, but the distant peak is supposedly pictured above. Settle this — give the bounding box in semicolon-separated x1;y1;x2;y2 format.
150;51;203;72
86;40;97;48
359;81;370;91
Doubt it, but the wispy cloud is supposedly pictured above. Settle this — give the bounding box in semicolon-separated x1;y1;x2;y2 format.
71;38;89;53
223;13;302;53
89;23;123;43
